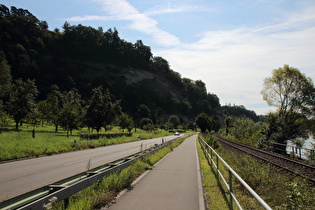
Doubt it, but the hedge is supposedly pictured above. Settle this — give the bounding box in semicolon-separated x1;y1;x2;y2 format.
80;132;132;139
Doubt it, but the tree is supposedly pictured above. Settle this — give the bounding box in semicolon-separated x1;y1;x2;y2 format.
42;85;64;132
59;89;83;136
140;118;153;131
152;56;170;73
118;113;134;132
168;115;180;129
133;104;151;131
25;108;42;138
0;51;12;95
85;87;121;132
195;113;211;133
0;51;12;112
8;79;38;129
0;110;10;134
60;103;81;137
261;65;315;153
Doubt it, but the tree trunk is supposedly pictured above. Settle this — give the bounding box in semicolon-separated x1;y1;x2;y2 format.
32;128;35;138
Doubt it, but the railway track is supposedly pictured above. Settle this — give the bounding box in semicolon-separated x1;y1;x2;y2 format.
213;134;315;183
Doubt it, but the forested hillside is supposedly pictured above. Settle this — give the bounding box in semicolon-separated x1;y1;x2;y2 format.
0;5;223;127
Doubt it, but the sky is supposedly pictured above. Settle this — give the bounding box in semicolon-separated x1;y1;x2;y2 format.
2;0;315;115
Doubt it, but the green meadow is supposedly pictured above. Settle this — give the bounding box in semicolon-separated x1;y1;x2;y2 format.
0;123;173;162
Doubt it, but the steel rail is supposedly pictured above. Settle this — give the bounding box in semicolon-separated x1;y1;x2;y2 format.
214;134;315;183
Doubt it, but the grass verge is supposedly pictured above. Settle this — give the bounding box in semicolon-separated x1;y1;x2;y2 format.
199;133;315;209
0;123;176;161
196;138;230;209
49;135;188;209
218;148;315;209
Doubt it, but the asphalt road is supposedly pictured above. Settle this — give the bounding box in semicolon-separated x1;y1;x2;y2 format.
108;135;205;210
0;135;180;203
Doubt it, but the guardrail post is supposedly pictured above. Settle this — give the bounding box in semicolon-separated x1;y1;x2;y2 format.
64;197;69;209
229;169;233;210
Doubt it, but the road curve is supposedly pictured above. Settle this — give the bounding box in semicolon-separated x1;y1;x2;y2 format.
0;135;180;202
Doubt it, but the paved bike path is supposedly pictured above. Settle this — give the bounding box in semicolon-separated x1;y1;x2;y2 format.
108;135;205;210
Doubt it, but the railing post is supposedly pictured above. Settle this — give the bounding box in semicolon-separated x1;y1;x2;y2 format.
229;169;233;209
64;197;69;209
209;148;212;165
216;154;219;177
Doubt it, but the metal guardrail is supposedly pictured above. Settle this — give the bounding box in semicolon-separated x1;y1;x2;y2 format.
198;135;272;210
0;136;181;210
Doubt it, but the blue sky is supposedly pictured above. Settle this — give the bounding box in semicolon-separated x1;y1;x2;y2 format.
2;0;315;115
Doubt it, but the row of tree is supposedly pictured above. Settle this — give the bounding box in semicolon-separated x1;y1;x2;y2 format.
0;4;222;123
0;75;190;136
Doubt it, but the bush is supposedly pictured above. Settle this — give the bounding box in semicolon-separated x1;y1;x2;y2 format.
80;132;132;139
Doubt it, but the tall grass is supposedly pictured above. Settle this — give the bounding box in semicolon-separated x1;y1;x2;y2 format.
198;134;314;209
218;146;315;209
0;123;173;161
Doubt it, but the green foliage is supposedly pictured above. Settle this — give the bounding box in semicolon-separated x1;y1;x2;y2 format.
0;5;223;125
7;78;38;129
139;118;153;130
277;181;315;209
168;114;180;129
222;104;260;122
79;132;132;139
0;122;173;161
39;85;63;132
224;116;266;146
195;113;211;133
117;113;134;132
196;112;219;133
0;51;12;101
85;86;121;132
218;148;315;209
261;65;315;152
197;139;231;209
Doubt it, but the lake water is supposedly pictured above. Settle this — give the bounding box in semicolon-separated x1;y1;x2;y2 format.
286;137;314;159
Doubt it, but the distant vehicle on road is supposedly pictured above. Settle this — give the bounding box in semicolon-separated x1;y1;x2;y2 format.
174;132;180;136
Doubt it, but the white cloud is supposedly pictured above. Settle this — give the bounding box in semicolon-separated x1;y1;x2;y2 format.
67;15;114;22
65;1;315;115
144;5;214;16
67;0;180;46
154;6;315;115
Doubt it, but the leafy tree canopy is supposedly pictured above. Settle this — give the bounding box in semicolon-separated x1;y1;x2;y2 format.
0;4;223;125
261;65;315;152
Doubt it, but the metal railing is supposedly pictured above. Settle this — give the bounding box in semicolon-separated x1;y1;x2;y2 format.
198;135;272;210
272;141;314;159
0;136;182;210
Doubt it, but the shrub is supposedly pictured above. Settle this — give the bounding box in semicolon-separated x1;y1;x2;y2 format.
80;132;132;139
